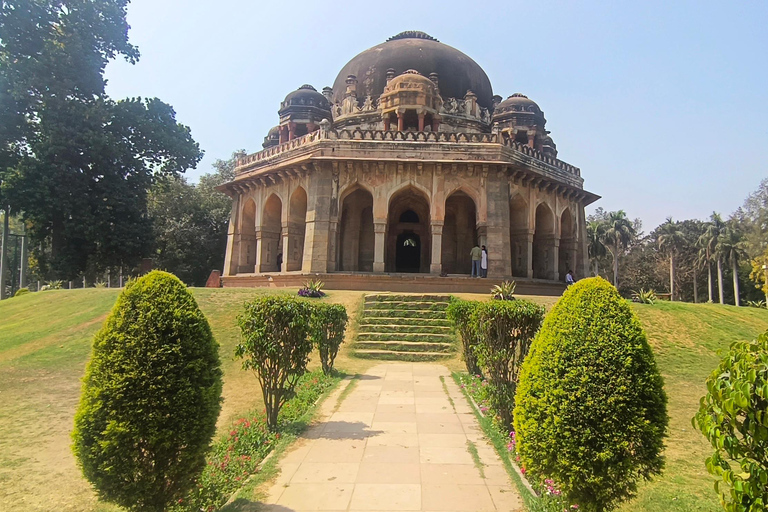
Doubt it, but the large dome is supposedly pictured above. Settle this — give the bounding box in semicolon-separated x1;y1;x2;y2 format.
331;31;494;109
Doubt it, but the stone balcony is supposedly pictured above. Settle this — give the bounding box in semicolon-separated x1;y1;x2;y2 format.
233;127;585;190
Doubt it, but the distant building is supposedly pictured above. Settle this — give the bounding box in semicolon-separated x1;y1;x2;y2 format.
218;31;599;289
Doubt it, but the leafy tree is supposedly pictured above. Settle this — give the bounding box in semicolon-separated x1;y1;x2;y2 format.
72;271;223;512
235;296;314;431
717;224;748;306
1;1;202;280
749;246;768;304
657;217;686;301
446;298;482;376
514;277;668;512
587;219;607;277
694;330;768;511
603;210;637;289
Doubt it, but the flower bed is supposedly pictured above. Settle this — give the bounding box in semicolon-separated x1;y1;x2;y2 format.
455;373;578;512
173;370;338;512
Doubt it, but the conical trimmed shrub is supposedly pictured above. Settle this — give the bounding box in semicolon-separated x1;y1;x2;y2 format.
72;271;222;512
513;277;668;512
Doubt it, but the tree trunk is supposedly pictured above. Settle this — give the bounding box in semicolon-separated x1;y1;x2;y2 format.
613;244;619;289
717;257;725;304
693;264;698;303
707;259;713;302
0;208;8;300
593;260;599;277
669;254;675;301
733;257;740;306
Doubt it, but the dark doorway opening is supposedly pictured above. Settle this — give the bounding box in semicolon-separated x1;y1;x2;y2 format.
396;232;421;272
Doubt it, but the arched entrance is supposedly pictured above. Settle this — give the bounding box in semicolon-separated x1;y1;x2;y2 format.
239;198;257;273
533;203;555;280
287;187;307;271
559;208;576;280
339;188;374;271
387;187;430;273
396;232;421;272
441;191;477;274
509;194;529;277
260;194;282;272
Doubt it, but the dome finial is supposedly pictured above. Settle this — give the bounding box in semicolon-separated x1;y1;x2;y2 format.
386;31;439;42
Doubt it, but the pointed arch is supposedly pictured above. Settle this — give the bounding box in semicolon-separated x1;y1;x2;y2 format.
533;202;556;279
238;198;257;273
509;193;529;277
441;190;478;274
387;185;431;273
287;187;308;271
260;193;283;272
559;207;577;280
339;187;374;271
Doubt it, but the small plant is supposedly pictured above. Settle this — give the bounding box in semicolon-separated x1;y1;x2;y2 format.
633;288;657;304
310;302;348;375
236;296;314;431
72;271;223;512
693;330;768;511
45;280;63;290
491;280;516;300
446;298;483;376
298;279;326;298
745;299;766;309
514;277;668;512
94;281;107;288
14;287;30;297
473;299;544;430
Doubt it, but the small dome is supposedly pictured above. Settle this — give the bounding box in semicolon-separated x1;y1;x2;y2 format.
494;93;542;115
386;69;436;88
262;125;280;148
281;85;331;110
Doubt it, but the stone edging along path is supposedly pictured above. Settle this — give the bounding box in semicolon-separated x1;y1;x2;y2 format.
254;363;524;511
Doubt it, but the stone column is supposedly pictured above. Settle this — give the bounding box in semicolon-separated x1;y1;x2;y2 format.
327;219;339;272
418;112;425;132
302;167;334;273
525;231;533;278
254;229;265;272
552;238;560;282
373;220;386;273
383;116;391;131
484;170;512;277
430;221;443;274
281;223;289;273
396;111;404;131
223;195;240;276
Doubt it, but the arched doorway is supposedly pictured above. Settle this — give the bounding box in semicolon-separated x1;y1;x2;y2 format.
533;203;555;280
387;187;430;273
239;198;257;273
339;188;374;271
287;187;307;271
260;194;282;272
559;209;576;280
441;191;477;274
509;194;529;277
396;232;421;272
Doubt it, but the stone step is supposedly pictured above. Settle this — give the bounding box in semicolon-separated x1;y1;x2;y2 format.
357;332;453;343
363;309;446;319
365;294;451;302
357;324;453;334
353;349;453;362
356;340;455;353
364;301;449;311
361;317;453;327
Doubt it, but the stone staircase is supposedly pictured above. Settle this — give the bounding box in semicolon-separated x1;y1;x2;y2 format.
353;294;456;361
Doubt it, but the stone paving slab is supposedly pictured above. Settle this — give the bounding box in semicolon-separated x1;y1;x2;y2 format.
259;363;523;511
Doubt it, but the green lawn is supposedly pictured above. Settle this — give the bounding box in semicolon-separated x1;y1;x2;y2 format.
0;288;766;511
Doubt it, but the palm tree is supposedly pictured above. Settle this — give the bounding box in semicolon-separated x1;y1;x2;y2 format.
696;236;714;302
657;218;686;301
700;213;727;304
716;224;747;306
587;220;607;277
603;210;636;289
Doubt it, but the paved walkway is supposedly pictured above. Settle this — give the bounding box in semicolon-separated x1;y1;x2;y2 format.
260;363;523;511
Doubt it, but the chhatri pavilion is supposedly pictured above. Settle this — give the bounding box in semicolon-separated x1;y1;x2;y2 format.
218;31;599;292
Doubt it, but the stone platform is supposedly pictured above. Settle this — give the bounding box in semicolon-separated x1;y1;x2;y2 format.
221;272;566;295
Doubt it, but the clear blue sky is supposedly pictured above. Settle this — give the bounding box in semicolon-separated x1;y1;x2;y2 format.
104;0;768;231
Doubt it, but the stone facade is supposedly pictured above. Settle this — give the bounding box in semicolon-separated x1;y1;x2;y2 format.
218;32;598;284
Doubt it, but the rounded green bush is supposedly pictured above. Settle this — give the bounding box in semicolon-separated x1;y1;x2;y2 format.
694;330;768;511
13;287;30;297
446;298;482;376
72;270;222;512
513;277;668;512
310;302;348;375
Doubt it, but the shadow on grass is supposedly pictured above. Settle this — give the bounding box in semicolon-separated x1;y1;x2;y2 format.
222;498;294;511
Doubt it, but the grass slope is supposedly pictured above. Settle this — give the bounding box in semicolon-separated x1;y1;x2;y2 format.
0;289;766;512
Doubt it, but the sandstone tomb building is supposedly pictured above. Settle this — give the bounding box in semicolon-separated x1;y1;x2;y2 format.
219;31;599;290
